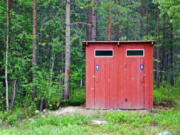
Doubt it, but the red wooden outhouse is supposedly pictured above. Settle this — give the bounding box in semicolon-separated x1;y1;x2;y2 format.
82;41;155;109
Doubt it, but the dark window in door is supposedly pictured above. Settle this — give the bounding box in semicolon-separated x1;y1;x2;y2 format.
126;50;144;56
95;50;113;56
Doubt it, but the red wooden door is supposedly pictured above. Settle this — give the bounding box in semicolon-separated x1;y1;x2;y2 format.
94;59;114;109
122;50;145;109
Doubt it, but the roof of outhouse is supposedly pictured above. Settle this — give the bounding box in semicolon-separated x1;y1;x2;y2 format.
82;41;155;45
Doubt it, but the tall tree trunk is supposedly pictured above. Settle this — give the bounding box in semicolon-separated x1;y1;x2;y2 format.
64;0;71;100
107;6;111;40
156;9;160;88
32;0;37;100
146;4;149;39
115;0;120;40
170;23;174;85
161;15;166;81
91;0;96;41
140;0;144;38
88;0;92;40
5;0;10;111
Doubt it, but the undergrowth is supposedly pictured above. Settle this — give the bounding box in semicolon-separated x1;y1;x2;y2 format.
153;86;180;106
68;88;85;106
0;108;179;135
0;86;179;134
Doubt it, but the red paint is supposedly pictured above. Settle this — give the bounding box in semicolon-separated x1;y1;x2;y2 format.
83;41;154;109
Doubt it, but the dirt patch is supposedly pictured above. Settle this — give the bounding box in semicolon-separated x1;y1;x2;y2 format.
51;106;96;116
51;106;150;116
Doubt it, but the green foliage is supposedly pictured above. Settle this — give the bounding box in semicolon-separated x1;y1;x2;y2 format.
5;109;23;125
155;0;180;23
153;108;180;127
154;0;180;36
0;107;36;125
0;0;179;112
0;82;5;110
69;88;85;105
34;69;60;108
153;85;180;106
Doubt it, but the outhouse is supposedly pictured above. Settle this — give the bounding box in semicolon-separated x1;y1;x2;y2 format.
82;41;155;109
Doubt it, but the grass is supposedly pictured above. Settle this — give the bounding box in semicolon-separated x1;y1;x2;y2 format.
0;86;179;135
0;108;179;135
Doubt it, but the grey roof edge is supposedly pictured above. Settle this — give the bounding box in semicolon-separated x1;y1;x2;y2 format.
82;41;156;45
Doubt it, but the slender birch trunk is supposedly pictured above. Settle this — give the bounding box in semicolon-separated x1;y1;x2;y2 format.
64;0;71;99
5;0;10;111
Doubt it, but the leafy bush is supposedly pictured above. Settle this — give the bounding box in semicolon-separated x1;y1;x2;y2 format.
153;86;179;106
0;107;36;125
0;82;5;110
68;88;85;105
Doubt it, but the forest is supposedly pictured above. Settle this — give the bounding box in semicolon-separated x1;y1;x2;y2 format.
0;0;179;134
